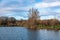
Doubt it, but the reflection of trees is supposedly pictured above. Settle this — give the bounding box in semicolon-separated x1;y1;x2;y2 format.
27;29;38;40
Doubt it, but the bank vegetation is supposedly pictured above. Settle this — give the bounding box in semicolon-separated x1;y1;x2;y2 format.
0;8;60;30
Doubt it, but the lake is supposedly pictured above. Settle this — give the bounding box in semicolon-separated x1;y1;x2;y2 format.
0;27;60;40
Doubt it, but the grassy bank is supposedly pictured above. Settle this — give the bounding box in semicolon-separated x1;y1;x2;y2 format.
0;25;60;30
36;25;60;30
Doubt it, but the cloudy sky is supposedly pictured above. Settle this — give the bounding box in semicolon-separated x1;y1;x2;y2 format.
0;0;60;20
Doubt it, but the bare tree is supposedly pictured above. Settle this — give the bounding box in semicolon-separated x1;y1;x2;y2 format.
28;8;40;20
28;8;40;29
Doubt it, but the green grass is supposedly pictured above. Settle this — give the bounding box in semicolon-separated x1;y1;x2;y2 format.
37;25;60;30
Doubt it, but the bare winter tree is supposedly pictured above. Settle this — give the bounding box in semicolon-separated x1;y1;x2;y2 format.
27;8;40;29
28;8;40;20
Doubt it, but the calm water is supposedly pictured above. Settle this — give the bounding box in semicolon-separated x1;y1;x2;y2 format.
0;27;60;40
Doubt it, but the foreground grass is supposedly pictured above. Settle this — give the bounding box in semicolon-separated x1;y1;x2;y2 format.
37;25;60;30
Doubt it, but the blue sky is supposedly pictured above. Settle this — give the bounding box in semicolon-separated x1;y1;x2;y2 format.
0;0;60;20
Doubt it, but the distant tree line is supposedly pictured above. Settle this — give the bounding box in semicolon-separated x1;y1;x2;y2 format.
0;8;60;29
0;17;16;26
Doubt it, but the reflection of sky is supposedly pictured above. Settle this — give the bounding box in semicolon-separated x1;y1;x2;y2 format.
38;30;60;40
0;27;28;40
0;27;60;40
0;0;60;20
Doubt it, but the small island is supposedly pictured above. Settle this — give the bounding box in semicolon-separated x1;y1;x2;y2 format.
0;8;60;30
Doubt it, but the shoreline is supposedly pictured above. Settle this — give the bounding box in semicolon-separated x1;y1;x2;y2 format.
0;26;60;30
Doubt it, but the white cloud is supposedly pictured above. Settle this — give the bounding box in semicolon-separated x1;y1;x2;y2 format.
0;0;60;20
40;15;55;20
35;1;60;8
13;16;28;20
0;0;35;7
0;6;32;13
42;0;60;2
33;1;60;20
54;9;60;13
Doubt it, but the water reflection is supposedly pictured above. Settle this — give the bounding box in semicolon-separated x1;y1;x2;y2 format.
38;29;60;40
27;29;38;40
0;27;28;40
0;27;60;40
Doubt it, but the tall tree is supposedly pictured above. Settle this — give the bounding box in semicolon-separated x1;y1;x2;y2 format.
28;8;40;28
28;8;40;20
